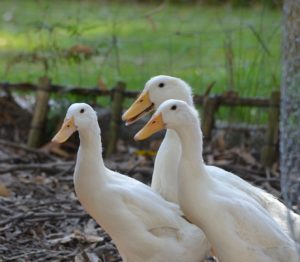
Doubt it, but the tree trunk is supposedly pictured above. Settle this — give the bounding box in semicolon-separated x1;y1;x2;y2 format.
280;0;300;230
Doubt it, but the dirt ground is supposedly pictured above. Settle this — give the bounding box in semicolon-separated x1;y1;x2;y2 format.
0;135;287;262
0;96;294;262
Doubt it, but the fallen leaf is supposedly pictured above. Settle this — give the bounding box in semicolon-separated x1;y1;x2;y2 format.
48;230;103;245
0;183;11;197
42;142;71;158
236;149;259;166
134;150;156;157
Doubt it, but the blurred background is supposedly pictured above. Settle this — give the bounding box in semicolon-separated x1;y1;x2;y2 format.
3;1;300;261
0;0;282;161
0;0;281;115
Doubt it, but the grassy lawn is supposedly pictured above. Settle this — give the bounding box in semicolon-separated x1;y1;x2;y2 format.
0;1;281;122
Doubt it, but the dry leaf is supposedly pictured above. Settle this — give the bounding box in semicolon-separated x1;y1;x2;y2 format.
237;149;258;166
41;141;71;158
74;229;103;243
134;150;156;157
48;230;103;245
98;79;107;91
68;44;93;57
0;183;11;197
213;159;233;166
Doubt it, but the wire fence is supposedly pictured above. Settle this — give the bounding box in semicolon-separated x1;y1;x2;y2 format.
1;1;280;96
0;1;281;123
0;78;280;167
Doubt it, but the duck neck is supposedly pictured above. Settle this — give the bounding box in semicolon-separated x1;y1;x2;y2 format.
151;129;181;203
76;123;106;176
175;120;206;174
178;123;204;161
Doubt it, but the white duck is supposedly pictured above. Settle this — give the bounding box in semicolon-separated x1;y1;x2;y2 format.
122;75;300;243
52;103;210;262
135;99;300;262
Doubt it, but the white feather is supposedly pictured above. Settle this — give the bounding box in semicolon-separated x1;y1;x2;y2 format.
142;75;300;243
62;103;210;262
155;99;299;262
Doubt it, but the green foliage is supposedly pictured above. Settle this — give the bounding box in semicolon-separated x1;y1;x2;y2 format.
158;0;283;8
0;0;281;123
230;0;282;8
137;0;282;8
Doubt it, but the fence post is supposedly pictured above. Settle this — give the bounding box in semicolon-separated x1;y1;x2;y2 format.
105;81;126;157
260;91;280;167
202;96;219;140
27;76;51;148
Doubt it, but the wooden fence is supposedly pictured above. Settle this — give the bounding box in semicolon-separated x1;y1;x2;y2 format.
0;76;280;167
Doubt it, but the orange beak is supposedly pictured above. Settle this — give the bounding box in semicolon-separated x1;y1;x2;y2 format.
122;91;154;125
52;117;76;143
134;113;165;141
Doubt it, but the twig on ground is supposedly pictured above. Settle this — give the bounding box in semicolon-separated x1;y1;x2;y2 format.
0;204;14;215
0;161;73;174
0;211;87;227
0;139;58;161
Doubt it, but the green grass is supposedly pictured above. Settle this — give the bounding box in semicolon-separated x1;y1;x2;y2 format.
0;0;281;122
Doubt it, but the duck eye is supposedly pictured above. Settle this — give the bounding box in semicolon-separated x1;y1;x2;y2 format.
158;83;164;88
80;109;85;114
171;105;177;110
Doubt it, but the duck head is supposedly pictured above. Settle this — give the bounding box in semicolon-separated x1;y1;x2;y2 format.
122;75;194;125
134;99;199;141
52;103;98;143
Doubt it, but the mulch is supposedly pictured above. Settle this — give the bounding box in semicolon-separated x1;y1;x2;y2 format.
0;95;296;262
0;136;287;262
0;140;122;262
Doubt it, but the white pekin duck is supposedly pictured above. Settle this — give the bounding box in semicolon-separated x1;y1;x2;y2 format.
135;99;300;262
52;103;210;262
122;75;300;243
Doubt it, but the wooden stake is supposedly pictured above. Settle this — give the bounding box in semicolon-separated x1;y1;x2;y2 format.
27;76;51;148
105;82;126;157
202;96;219;140
261;91;280;167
